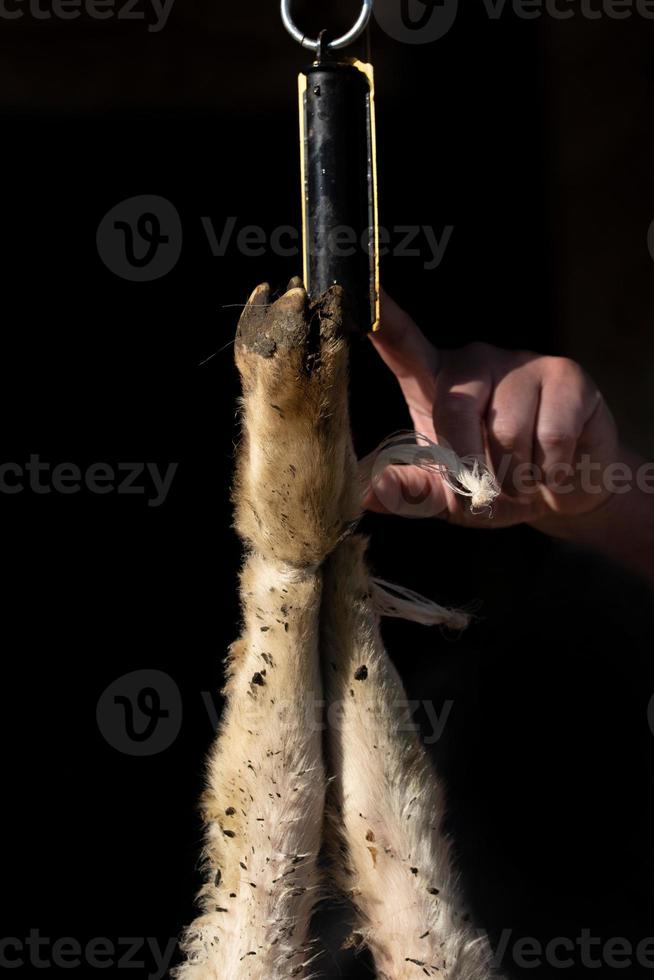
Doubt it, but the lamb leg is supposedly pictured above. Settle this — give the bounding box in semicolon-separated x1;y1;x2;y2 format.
176;281;359;980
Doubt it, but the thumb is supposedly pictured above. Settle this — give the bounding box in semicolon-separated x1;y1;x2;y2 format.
364;464;449;518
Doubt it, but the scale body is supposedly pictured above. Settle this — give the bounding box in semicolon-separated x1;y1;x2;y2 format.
298;58;380;333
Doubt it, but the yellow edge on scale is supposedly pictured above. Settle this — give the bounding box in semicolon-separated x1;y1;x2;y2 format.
298;71;309;296
353;59;381;333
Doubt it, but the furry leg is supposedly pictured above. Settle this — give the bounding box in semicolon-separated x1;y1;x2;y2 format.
322;537;500;980
176;282;360;980
177;554;325;980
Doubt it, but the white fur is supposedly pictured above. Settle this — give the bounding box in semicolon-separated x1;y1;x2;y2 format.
322;538;498;979
176;284;501;979
175;553;326;980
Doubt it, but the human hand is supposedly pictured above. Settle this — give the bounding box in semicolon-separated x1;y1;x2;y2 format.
367;291;620;530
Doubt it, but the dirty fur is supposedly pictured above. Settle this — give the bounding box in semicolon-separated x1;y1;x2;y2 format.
322;538;497;979
176;281;499;979
175;282;359;979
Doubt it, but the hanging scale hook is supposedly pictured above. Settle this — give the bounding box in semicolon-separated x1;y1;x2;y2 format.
280;0;373;53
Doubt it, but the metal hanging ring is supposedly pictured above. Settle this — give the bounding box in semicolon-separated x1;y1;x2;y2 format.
280;0;373;52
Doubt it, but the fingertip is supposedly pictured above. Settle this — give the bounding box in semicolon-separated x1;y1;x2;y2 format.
372;287;412;346
368;288;439;390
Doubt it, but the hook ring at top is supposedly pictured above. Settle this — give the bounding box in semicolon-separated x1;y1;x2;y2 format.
280;0;373;52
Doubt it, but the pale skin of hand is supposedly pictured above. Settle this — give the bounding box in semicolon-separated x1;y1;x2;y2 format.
367;291;654;585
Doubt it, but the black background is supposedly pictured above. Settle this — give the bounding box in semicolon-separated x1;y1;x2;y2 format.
2;0;654;977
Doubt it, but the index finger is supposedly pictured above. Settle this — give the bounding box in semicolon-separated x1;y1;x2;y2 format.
369;289;439;415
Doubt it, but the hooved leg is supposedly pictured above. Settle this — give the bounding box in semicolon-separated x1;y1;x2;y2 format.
321;536;500;980
175;282;360;980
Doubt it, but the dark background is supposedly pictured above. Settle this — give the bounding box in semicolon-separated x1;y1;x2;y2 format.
2;1;654;977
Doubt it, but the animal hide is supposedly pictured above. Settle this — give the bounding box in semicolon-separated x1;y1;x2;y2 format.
175;281;501;979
